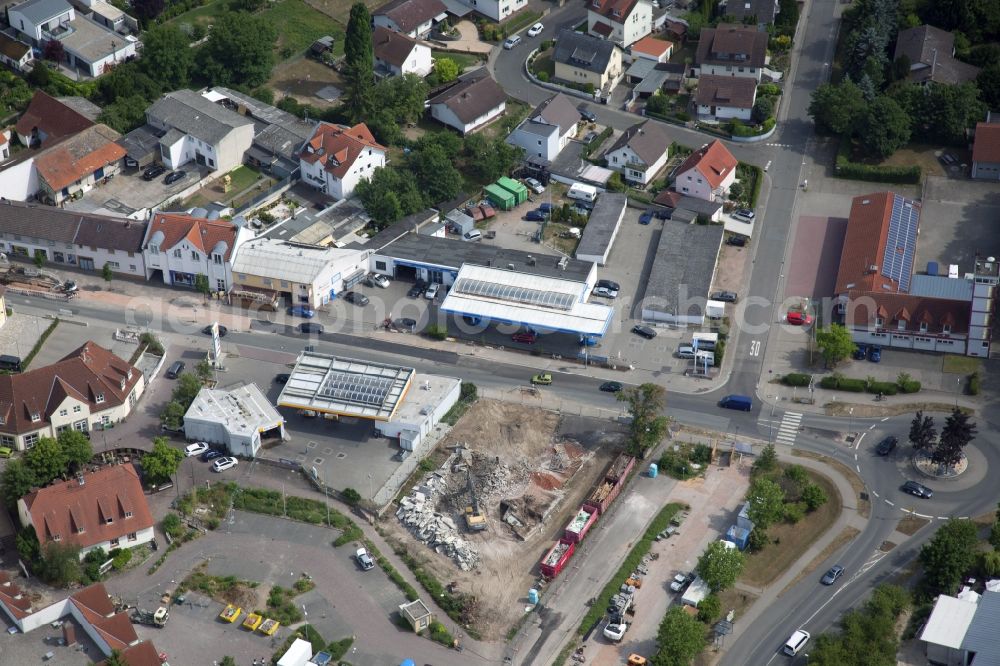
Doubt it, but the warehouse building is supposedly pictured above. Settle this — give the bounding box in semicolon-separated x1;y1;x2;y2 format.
183;384;287;458
641;218;725;325
575;193;627;266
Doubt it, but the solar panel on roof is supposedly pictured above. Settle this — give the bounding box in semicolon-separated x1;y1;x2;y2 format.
318;372;393;408
882;195;918;293
454;278;575;310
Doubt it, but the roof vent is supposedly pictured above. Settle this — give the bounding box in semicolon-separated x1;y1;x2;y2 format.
507;263;515;270
990;257;996;263
861;199;870;205
868;264;878;272
76;474;85;487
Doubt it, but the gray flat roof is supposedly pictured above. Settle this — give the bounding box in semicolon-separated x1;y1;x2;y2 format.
909;274;974;301
575;193;627;261
643;218;724;315
377;232;594;282
60;15;132;63
263;199;369;245
117;124;161;161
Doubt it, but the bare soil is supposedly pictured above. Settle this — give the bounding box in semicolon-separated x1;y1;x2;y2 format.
896;515;930;536
385;400;618;639
268;56;345;109
301;0;380;22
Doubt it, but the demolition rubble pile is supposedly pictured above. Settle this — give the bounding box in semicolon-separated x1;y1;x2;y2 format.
396;472;481;571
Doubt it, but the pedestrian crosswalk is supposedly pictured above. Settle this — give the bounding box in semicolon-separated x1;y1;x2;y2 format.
775;411;803;446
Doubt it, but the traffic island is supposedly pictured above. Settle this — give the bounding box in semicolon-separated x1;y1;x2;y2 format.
913;450;968;478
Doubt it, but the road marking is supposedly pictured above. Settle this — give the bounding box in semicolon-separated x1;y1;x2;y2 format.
853;453;858;461
856;464;860;473
775;411;803;446
937;516;949;520
880;417;890;422
871;490;879;498
885;500;895;506
868;424;876;430
915;513;933;519
750;339;761;356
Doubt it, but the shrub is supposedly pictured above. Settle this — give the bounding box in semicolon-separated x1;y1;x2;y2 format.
697;594;721;623
819;376;838;389
867;381;899;395
162;513;183;539
783;465;808;487
839;378;867;392
676;110;691;121
746;527;770;552
425;324;448;340
326;637;354;660
539;39;553;50
836;140;921;183
968;372;980;395
341;488;361;506
783;502;806;523
757;83;781;96
536;71;549;82
898;380;921;394
111;549;132;570
782;373;811;387
428;620;454;645
802;483;828;511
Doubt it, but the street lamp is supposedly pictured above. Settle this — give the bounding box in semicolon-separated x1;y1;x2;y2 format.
367;472;373;501
849;407;854;443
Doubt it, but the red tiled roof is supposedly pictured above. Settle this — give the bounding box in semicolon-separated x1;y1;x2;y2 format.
70;583;139;651
34;124;126;192
0;571;32;619
843;290;970;335
0;341;142;436
146;212;239;261
589;0;638;24
833;192;918;294
300;122;385;179
71;583;117;618
674;140;738;189
972;122;1000;164
592;21;613;36
631;36;673;57
97;640;163;666
654;190;681;207
14;91;94;145
23;465;154;551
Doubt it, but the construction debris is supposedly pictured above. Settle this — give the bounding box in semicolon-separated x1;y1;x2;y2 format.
396;472;481;571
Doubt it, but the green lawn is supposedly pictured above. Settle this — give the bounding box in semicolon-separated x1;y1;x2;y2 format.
225;165;262;193
265;0;346;58
166;0;227;29
432;50;485;72
943;355;981;375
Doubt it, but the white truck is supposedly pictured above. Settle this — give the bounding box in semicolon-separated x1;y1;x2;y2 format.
680;575;710;607
603;620;628;642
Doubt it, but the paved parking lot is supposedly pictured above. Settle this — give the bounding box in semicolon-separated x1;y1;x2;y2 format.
917;176;1000;274
64;165;211;217
29;317;134;368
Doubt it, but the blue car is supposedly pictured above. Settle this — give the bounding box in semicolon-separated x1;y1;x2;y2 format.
579;335;598;347
868;345;882;362
288;305;316;318
853;345;868;360
524;209;547;221
639;209;654;225
538;203;555;213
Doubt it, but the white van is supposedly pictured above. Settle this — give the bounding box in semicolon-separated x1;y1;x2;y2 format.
692;332;718;351
677;344;696;359
783;630;810;656
568;183;598;203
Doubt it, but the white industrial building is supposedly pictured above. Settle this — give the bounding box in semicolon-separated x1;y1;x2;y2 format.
183;384;286;458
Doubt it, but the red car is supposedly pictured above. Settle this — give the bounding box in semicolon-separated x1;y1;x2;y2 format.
786;310;813;326
512;331;537;344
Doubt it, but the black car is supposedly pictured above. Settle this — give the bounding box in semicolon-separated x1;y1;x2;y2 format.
201;324;228;337
902;480;933;498
711;291;738;303
394;318;417;330
726;236;747;247
875;435;898;456
200;448;225;462
632;324;657;339
299;322;324;334
853;344;868;360
275;373;290;384
142;164;166;181
599;381;623;393
164;170;186;185
597;279;620;291
407;281;427;298
344;291;369;306
578;104;598;123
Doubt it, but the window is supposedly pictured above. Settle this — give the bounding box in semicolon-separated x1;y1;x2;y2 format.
52;534;61;542
101;415;110;425
59;409;67;417
105;516;113;524
173;249;182;259
110;537;119;547
280;281;290;288
213;254;222;264
263;278;272;287
943;324;951;334
238;273;246;280
149;245;159;255
107;261;119;269
73;405;81;413
30;412;40;422
107;248;115;255
875;316;884;327
207;158;215;168
216;279;225;291
129;265;136;272
128;531;137;541
74;420;87;432
24;433;39;448
128;251;134;257
125;511;133;519
77;524;85;534
919;322;928;332
191;251;199;261
0;435;13;447
897;320;906;330
95;393;105;404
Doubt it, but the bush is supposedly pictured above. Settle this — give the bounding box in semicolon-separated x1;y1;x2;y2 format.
783;502;806;524
782;373;812;387
162;513;183;539
867;381;899;395
536;71;549;82
821;375;867;392
697;594;721;623
539;39;553;50
428;620;454;645
758;83;781;96
802;483;828;511
111;549;132;570
836;141;921;183
460;382;477;402
341;488;361;506
968;371;980;395
783;465;808;487
746;528;770;553
326;637;354;660
898;380;921;394
425;324;448;340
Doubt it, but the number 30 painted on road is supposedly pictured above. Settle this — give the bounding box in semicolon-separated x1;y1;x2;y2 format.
750;340;761;357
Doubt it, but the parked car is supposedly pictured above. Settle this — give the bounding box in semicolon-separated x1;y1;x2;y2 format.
165;361;185;379
677;344;696;359
363;274;390;288
632;325;656;339
726;236;747;247
597;279;620;291
142;164;167;181
579;335;598;347
603;621;627;642
184;442;210;457
355;547;375;571
711;290;738;303
592;285;618;298
503;35;522;49
902;480;933;498
407;281;427;298
853;344;868;360
821;565;845;585
669;572;695;593
786;310;813;326
164;170;186;185
875;436;898;456
201;448;225;462
62;280;78;293
424;283;440;300
512;331;537;344
527;22;544;37
299;322;324;334
582;130;598;143
524;209;547;222
639;209;655;225
212;457;239;473
202;324;227;337
531;373;553;385
464;229;483;241
578;104;598;123
538;202;555;214
524;177;545;194
394;318;417;330
734;209;755;222
288;305;316;318
344;291;369;306
868;345;882;362
600;381;623;393
275;373;290;384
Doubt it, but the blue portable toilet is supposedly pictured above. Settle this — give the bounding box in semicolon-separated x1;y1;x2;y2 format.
648;463;658;478
401;660;416;666
927;261;939;276
528;589;539;604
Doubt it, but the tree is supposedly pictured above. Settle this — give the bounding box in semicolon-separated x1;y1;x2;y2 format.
808;80;866;135
977;65;1000;109
697;593;721;623
139;26;194;90
58;430;93;472
2;460;37;508
908;410;936;451
161;400;186;430
606;171;625;192
434;57;460;83
919;518;978;594
34;250;45;268
933;408;976;467
409;143;463;204
198;12;277;88
859;95;911;158
102;262;114;284
808;584;908;666
463;133;523;183
27;62;51;88
194;273;211;296
172;372;204;409
342;487;361;506
617;383;669;458
355;166;424;228
652;606;707;666
645;93;670;116
98;95;152;134
220;658;237;666
132;0;165;22
142;437;184;486
26;437;68;486
343;2;375;121
815;324;856;368
38;541;82;586
751;443;778;476
894;82;987;145
696;540;745;592
196;359;214;382
746;477;785;529
43;40;65;63
751;96;775;124
16;525;40;564
801;483;828;511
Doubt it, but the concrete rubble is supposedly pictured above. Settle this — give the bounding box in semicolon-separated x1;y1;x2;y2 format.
396;474;481;571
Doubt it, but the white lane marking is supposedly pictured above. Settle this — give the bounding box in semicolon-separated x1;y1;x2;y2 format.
776;411;803;446
880;417;890;422
871;490;879;498
937;516;949;520
854;453;858;461
854;432;866;450
914;513;933;519
885;500;895;507
868;424;876;430
856;465;860;473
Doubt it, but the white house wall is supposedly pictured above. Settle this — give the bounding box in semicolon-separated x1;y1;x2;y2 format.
507;126;560;161
698;63;762;82
697;103;751;121
0;157;38;201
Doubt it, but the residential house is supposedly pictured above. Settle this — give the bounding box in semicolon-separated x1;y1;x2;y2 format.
672;139;738;201
427;70;507;135
0;33;33;71
17;464;154;558
231;239;371;309
142;211;253;291
0;341;145;450
553;29;623;95
373;26;433;78
652;189;723;221
14;90;94;148
630;35;673;62
972;120;1000;181
920;588;1000;666
8;0;137;77
694;74;757;121
894;25;980;86
722;0;778;26
299;122;386;199
0;200;146;276
505;93;580;161
587;0;652;48
145;89;255;173
34;124;125;205
604;120;671;186
695;24;768;81
372;0;447;38
442;0;526;22
834;192;995;357
628;60;685;98
73;0;139;34
201;86;316;178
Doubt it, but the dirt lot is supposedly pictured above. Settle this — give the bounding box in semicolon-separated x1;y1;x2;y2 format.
269;56;345;109
304;0;381;22
386;401;621;639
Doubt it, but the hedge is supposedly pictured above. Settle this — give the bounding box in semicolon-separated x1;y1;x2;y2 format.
898;380;921;394
782;373;811;387
968;372;980;395
581;126;613;158
866;381;899;395
23;318;59;369
820;376;866;392
835;140;921;184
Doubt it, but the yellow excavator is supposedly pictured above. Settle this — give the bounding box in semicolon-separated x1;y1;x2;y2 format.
464;469;487;532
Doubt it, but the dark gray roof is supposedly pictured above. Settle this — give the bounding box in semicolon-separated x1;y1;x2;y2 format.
553;29;617;74
893;25;981;85
513;119;560;139
254;124;312;162
532;93;581;135
576;193;626;262
643;217;724;315
147;90;253;146
362;209;441;248
207;87;315;138
56;96;101;122
264;199;369;244
696;24;768;68
373;231;594;281
962;591;1000;665
427;71;506;124
695;74;758;109
605;121;672;166
724;0;777;23
116;124;162;161
0;200;147;250
653;191;723;218
11;0;71;25
374;0;446;33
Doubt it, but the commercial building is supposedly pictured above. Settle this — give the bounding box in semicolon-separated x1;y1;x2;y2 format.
183;383;286;458
604;121;671;186
695;24;768;82
299;122;386;200
276;352;460;451
641;217;725;325
553;30;623;97
427;71;507;135
920;588;1000;666
672;139;738;202
142;211;254;292
17;464;155;558
575;192;627;265
0;341;145;451
587;0;652;48
146;89;255;172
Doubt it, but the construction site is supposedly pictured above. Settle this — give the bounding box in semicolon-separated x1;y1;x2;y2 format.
388;400;625;639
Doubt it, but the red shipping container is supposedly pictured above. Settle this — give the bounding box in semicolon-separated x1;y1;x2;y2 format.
480;204;497;219
539;539;576;578
563;507;598;543
606;454;635;483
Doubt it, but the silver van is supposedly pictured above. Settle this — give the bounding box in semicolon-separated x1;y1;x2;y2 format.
677;345;696;359
783;630;810;656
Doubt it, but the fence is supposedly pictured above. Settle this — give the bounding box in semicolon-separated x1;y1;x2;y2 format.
235;172;298;216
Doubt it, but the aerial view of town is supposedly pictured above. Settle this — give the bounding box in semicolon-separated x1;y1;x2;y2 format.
0;0;997;662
